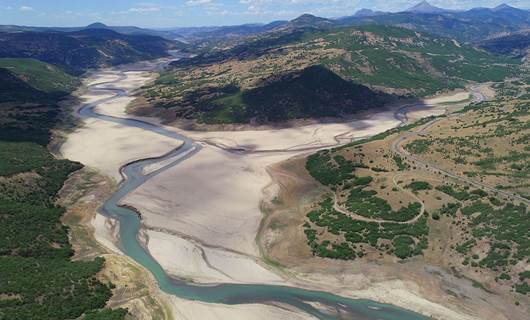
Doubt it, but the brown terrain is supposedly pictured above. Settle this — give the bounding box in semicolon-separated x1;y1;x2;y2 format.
57;168;175;320
259;79;530;319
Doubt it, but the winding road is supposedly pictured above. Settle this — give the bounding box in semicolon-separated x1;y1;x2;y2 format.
390;86;530;207
331;84;529;225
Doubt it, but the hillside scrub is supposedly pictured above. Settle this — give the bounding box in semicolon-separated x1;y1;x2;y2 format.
140;24;518;124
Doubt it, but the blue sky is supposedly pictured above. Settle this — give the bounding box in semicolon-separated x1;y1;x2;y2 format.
1;0;529;28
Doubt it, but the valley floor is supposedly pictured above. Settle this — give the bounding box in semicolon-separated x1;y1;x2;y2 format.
59;60;510;319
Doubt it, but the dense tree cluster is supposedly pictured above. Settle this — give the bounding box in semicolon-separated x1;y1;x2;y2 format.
0;64;126;318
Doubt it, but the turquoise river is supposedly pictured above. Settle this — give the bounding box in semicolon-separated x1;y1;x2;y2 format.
78;64;431;320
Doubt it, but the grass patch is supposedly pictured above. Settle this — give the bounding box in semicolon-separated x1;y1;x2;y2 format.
345;187;422;222
406;181;432;192
405;139;432;154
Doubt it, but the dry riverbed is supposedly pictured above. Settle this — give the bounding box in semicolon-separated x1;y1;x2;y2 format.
59;62;495;319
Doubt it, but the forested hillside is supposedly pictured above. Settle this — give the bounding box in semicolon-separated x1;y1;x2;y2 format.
0;56;126;319
0;29;176;74
0;58;79;102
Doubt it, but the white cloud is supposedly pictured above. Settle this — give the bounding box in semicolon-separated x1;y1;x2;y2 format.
239;0;360;18
126;2;164;13
186;0;213;6
129;6;161;12
19;6;34;12
119;3;185;15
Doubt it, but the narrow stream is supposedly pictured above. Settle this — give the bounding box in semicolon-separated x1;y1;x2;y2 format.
80;67;431;320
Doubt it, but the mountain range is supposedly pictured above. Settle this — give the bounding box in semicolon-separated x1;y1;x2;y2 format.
405;0;452;14
480;29;530;59
340;2;530;43
167;2;530;43
0;3;529;320
0;22;177;39
134;24;517;125
0;28;177;74
2;2;529;45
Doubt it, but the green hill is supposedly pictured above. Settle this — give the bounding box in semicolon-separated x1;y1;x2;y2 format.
0;29;177;74
200;66;390;123
0;58;79;100
0;58;80;143
138;25;518;124
0;68;44;102
0;56;126;320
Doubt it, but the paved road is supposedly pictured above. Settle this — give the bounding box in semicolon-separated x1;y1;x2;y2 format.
390;86;530;206
329;85;524;224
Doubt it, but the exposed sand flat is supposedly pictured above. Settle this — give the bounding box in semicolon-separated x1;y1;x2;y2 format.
145;230;283;284
79;91;115;104
338;279;480;320
95;71;152;93
407;91;477;120
85;72;121;87
167;296;317;320
423;91;470;105
61;69;183;182
145;230;232;282
121;114;403;285
118;71;153;91
200;245;283;283
124;147;288;256
94;96;136;116
141;146;197;176
61;118;182;181
178;111;402;151
404;105;448;120
92;214;121;254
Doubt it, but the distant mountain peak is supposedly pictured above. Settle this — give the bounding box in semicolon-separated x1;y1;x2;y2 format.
493;3;515;11
405;1;448;14
289;13;333;27
354;9;387;17
86;22;108;29
292;13;319;21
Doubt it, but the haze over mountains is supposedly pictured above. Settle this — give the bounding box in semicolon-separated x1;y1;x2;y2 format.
0;0;527;118
2;1;526;126
182;1;530;44
1;2;529;44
